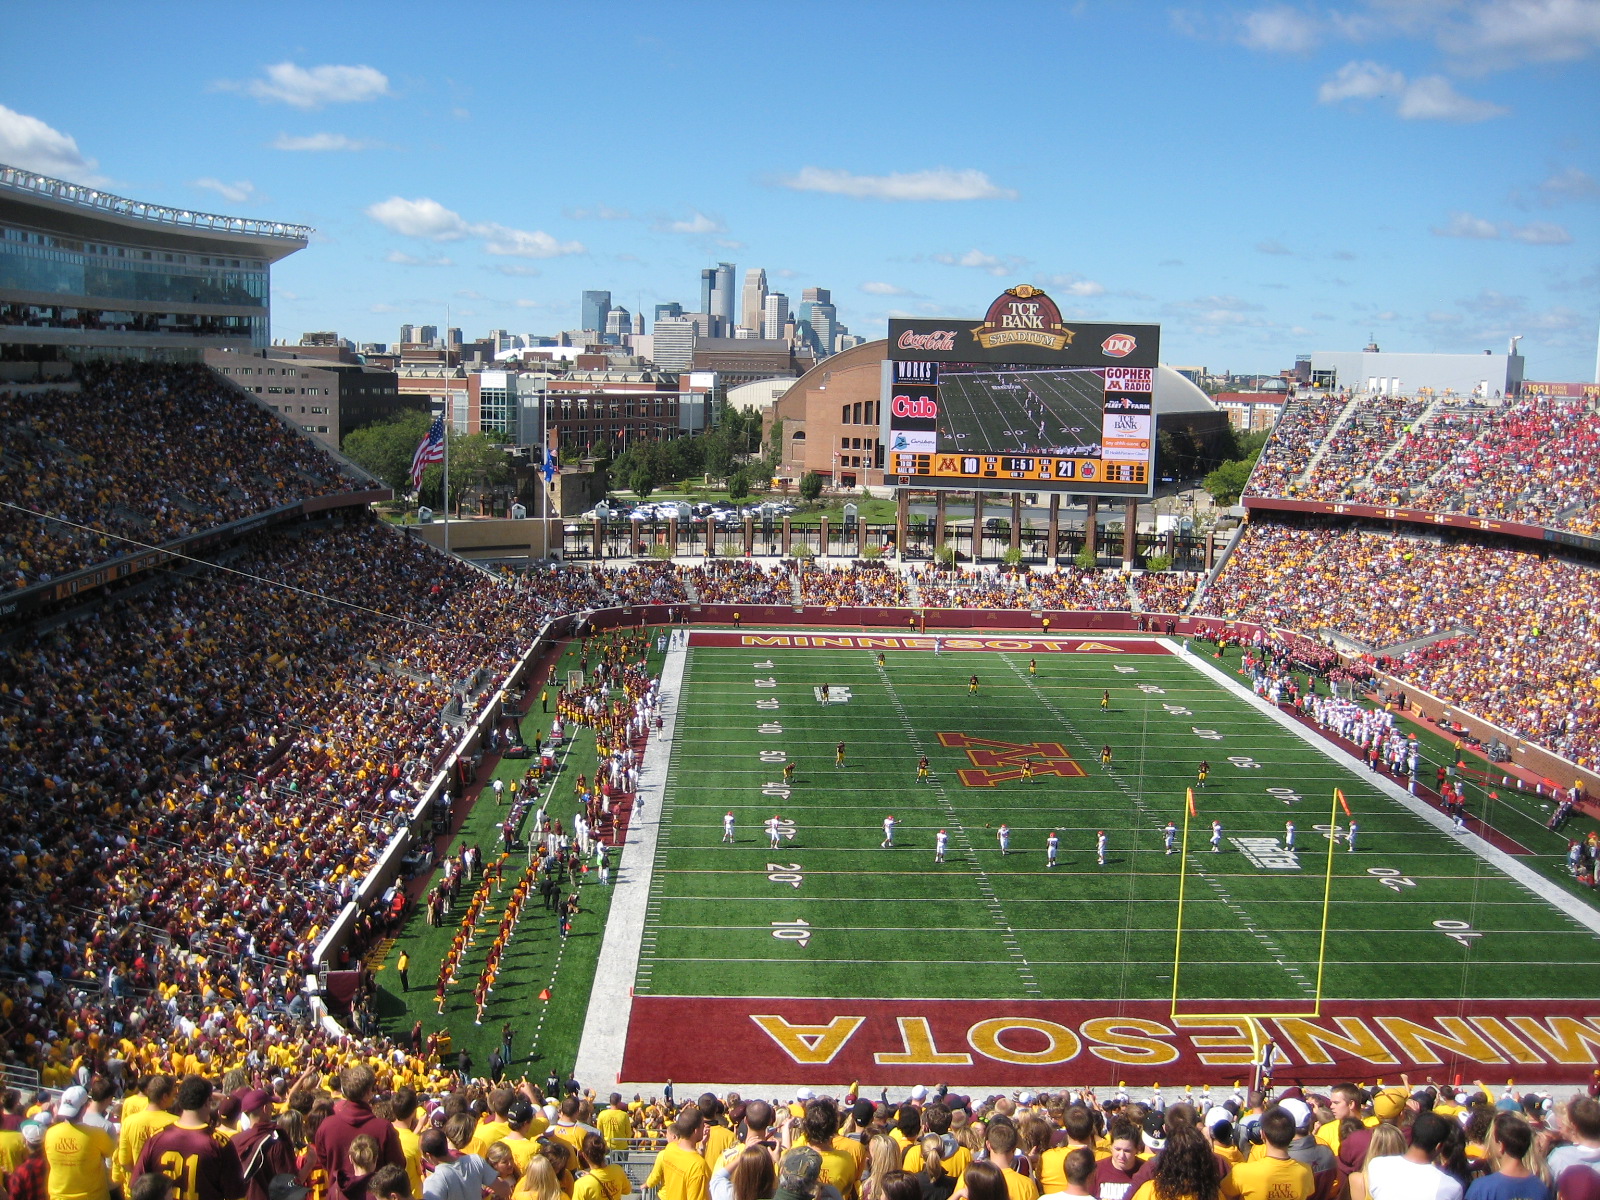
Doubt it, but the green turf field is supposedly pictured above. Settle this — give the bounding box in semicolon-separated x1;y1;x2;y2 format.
639;639;1600;1007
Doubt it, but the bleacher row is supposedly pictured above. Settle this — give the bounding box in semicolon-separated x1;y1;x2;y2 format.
2;365;1598;1100
1245;390;1600;532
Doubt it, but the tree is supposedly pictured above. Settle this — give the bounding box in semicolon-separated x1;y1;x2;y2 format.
416;431;511;511
1202;456;1256;507
728;471;750;501
342;409;433;492
629;462;657;502
799;471;823;503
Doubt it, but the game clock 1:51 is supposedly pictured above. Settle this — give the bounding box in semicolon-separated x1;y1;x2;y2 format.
1002;456;1035;473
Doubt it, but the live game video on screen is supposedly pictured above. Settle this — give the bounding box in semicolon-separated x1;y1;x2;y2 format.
885;286;1161;497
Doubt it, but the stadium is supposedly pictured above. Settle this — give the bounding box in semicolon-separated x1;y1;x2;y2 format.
4;165;1600;1200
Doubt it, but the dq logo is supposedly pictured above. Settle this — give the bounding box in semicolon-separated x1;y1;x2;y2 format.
937;732;1086;786
891;393;938;419
1101;334;1137;358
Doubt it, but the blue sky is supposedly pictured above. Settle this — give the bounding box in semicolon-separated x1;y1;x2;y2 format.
3;0;1597;378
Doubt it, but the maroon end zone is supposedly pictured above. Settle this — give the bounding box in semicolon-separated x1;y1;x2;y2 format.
620;996;1600;1086
687;633;1172;654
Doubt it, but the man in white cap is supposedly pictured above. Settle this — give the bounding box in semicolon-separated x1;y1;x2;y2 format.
45;1086;116;1200
8;1122;49;1200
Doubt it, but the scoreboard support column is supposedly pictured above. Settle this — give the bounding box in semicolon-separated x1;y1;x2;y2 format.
1047;494;1060;565
973;491;985;563
1085;496;1099;563
935;491;947;552
1011;493;1023;555
895;488;909;564
1123;499;1138;568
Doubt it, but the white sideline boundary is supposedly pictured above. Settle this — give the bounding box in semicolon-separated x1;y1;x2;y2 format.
1161;638;1600;938
572;637;685;1086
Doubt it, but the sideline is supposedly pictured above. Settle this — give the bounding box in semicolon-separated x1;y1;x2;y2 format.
1164;639;1600;938
572;634;686;1086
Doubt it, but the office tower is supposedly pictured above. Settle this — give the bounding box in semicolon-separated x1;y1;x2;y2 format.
447;327;462;347
634;311;645;335
581;290;612;335
762;292;790;341
416;324;439;347
699;270;715;325
713;262;736;330
741;268;767;335
399;323;415;345
803;288;837;359
654;301;684;323
652;317;696;371
604;306;631;344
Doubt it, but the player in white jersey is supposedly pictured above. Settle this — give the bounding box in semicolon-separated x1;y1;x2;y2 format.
1284;820;1296;850
1164;821;1178;855
1046;831;1059;867
1210;820;1223;852
1346;820;1359;851
767;815;782;849
935;829;948;863
997;824;1011;855
882;815;896;848
723;811;736;843
1096;830;1107;866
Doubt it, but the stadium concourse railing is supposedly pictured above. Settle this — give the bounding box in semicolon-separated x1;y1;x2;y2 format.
313;599;1600;979
1242;494;1600;556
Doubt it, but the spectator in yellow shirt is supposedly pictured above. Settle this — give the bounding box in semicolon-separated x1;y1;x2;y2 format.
645;1109;710;1200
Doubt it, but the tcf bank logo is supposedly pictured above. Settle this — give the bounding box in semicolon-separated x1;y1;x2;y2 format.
972;285;1076;351
1101;334;1137;358
891;393;938;419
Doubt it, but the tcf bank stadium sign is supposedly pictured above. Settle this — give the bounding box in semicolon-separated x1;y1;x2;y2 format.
972;284;1077;351
621;998;1600;1086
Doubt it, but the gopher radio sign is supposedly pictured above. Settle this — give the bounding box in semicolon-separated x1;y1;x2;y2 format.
885;286;1161;499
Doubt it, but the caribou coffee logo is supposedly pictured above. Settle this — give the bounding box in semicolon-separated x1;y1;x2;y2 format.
971;285;1076;351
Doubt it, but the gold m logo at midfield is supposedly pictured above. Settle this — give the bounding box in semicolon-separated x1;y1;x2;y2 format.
937;732;1086;787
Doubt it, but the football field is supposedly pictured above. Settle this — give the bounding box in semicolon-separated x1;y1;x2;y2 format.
582;632;1600;1088
937;367;1105;457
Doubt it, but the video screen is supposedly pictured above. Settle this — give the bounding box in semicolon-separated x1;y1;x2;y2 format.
936;364;1107;458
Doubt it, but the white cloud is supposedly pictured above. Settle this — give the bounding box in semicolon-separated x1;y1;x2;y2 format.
385;250;453;267
1539;166;1600;204
1035;272;1106;296
1439;0;1600;68
781;166;1016;202
1396;74;1508;120
491;264;542;277
0;104;104;183
1508;220;1573;244
1240;6;1322;52
1318;60;1405;102
1433;211;1502;238
1318;60;1505;120
365;195;583;259
1255;238;1294;255
932;249;1029;277
193;178;256;204
565;204;634;221
1432;211;1573;242
229;62;390;109
660;211;726;235
367;196;473;240
272;132;374;152
860;281;913;296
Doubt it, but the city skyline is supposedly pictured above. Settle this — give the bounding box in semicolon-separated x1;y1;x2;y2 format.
2;1;1595;378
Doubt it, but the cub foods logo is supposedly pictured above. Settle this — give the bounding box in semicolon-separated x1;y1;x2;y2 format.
1101;334;1137;358
972;285;1076;351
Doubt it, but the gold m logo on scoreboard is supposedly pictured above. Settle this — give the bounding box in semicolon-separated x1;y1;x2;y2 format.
938;732;1087;786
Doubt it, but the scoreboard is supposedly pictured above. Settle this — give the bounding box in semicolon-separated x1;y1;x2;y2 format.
884;285;1160;498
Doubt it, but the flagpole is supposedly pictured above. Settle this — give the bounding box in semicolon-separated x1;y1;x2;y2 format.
443;302;451;554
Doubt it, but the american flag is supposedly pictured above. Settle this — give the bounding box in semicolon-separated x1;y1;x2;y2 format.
409;417;446;488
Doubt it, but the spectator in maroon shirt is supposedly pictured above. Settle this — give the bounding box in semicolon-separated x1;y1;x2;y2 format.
312;1067;405;1200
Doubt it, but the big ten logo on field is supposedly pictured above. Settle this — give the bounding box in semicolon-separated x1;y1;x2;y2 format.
937;732;1086;786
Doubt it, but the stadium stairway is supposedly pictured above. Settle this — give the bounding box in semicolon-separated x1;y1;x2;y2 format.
1355;392;1451;496
1291;394;1359;488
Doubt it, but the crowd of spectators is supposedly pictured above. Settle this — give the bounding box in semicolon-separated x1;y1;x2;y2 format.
1198;519;1600;767
6;1066;1600;1200
680;561;794;605
0;363;362;591
1244;390;1600;534
1242;393;1347;499
796;562;911;608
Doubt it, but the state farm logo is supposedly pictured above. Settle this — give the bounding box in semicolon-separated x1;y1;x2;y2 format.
1101;334;1137;358
898;329;957;352
891;393;938;419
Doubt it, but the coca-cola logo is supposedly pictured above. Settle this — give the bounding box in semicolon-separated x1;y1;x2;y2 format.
1101;334;1137;358
898;329;957;352
891;393;938;419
